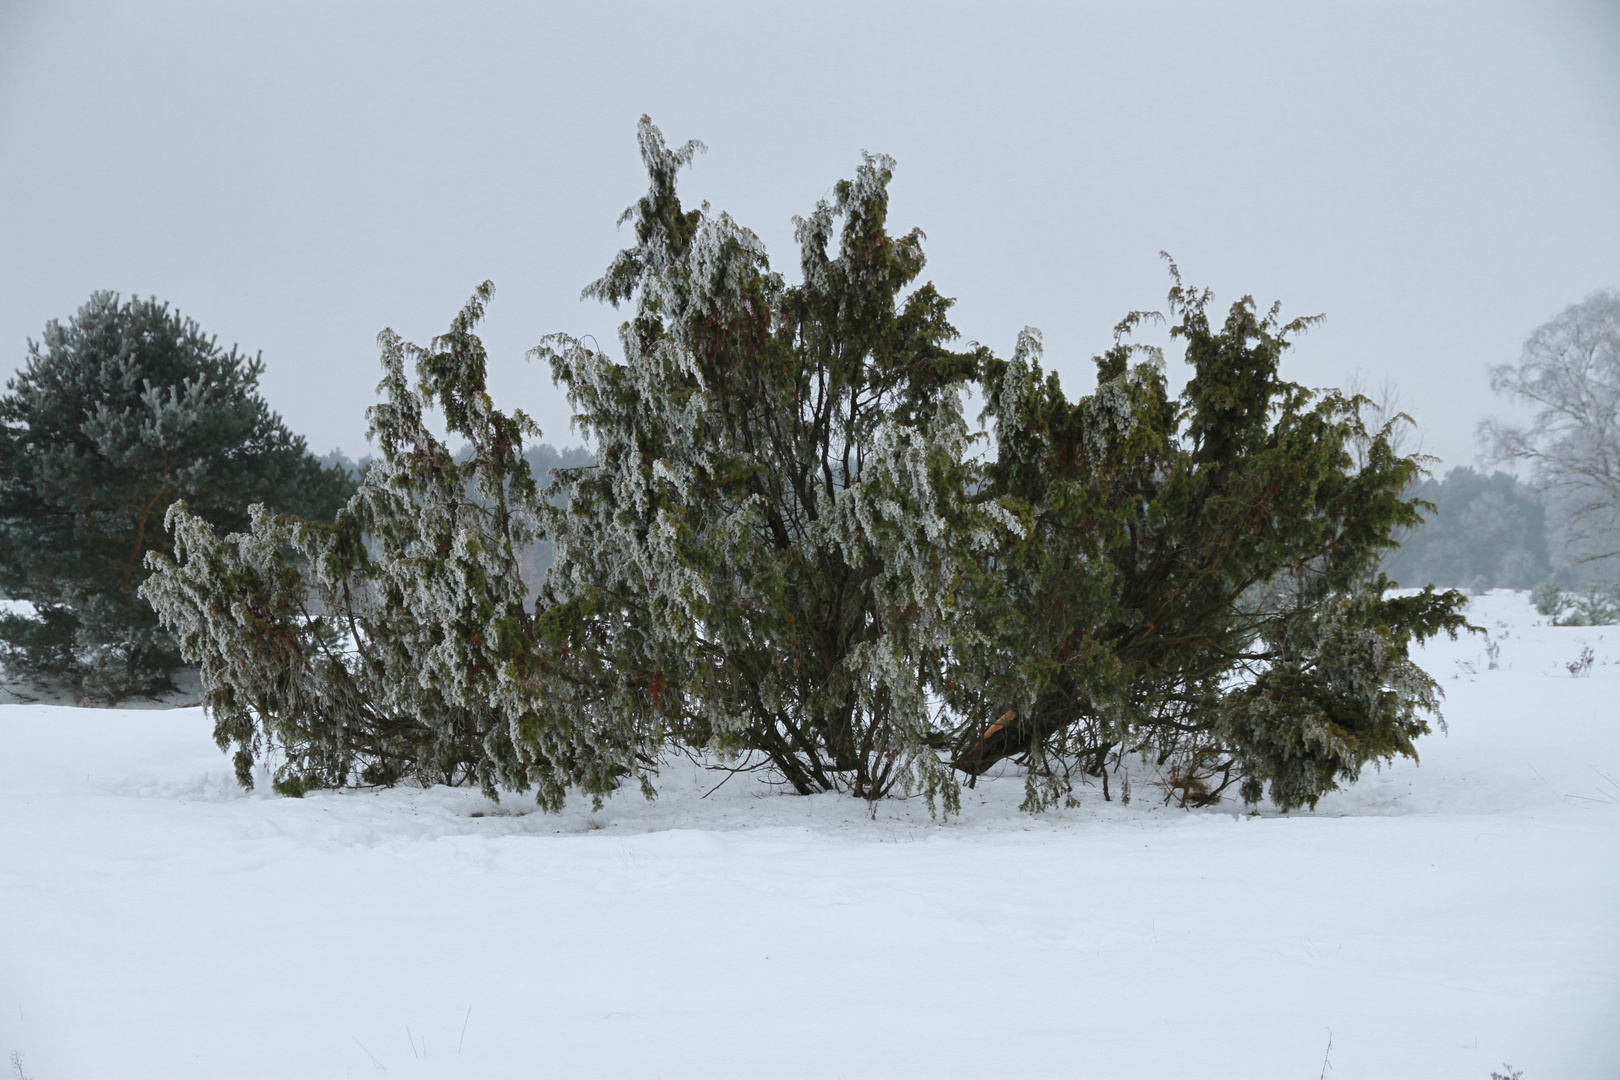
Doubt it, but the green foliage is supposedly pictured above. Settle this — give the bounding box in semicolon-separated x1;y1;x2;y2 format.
1531;580;1619;625
961;261;1470;811
535;118;995;806
142;285;646;804
0;293;351;700
145;119;1467;815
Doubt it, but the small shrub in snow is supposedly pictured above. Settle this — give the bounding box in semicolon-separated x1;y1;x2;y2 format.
1531;580;1619;625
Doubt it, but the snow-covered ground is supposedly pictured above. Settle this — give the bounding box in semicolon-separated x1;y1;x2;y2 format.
1;591;1615;1079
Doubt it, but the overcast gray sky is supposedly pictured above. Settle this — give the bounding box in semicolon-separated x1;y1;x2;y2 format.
2;1;1617;470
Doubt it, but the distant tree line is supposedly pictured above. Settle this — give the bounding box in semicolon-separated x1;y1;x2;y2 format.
1385;467;1549;592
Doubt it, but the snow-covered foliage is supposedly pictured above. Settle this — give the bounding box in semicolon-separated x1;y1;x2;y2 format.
142;285;648;806
534;119;999;809
145;120;1467;815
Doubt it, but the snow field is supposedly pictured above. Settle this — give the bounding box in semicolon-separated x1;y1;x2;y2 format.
1;591;1616;1078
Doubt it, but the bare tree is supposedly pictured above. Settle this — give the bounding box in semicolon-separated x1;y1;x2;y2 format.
1481;290;1620;567
1347;373;1422;469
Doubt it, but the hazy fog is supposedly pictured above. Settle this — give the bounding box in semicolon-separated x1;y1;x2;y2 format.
2;1;1617;468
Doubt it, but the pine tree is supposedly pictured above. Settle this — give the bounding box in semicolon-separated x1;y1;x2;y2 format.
0;292;351;700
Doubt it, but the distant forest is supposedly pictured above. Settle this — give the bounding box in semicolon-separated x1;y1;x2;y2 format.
1386;467;1548;592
